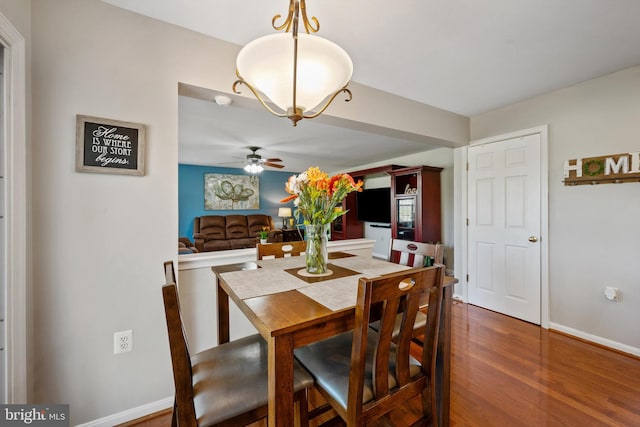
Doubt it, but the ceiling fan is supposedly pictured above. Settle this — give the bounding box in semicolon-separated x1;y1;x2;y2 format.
241;146;285;173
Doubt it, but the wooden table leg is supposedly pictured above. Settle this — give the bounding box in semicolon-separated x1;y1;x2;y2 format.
268;334;295;427
217;283;230;345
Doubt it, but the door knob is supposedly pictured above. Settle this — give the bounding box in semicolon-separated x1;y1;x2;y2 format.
528;236;538;243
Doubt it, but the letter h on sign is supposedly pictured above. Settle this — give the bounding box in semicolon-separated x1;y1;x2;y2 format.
563;158;583;178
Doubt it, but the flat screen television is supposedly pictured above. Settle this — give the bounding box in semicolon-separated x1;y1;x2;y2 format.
356;188;391;223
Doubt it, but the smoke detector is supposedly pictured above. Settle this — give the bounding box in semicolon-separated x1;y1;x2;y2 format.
214;95;232;106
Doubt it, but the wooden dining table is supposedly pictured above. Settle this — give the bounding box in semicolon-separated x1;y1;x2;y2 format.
212;251;457;427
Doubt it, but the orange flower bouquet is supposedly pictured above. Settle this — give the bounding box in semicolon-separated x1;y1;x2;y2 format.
281;167;363;225
282;167;362;274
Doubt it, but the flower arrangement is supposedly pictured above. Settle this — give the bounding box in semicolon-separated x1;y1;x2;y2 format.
281;167;363;226
281;167;362;274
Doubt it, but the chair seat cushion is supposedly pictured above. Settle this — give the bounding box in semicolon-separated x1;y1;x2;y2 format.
294;330;421;412
192;334;314;426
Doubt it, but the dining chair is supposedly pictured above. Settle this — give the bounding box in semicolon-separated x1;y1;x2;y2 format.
390;239;444;269
385;239;444;344
294;265;445;426
256;240;306;260
162;279;314;426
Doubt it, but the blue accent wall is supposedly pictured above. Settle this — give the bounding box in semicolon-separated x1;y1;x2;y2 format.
179;164;297;239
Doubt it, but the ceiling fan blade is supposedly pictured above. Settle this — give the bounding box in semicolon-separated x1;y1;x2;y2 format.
264;162;285;169
265;158;283;163
217;160;243;165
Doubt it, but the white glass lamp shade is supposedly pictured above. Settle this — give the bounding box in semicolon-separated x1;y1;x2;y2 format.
278;207;292;218
244;163;263;174
237;33;353;113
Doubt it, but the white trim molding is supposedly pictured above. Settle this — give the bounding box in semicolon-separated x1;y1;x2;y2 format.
0;11;28;403
452;146;467;302
550;322;640;358
75;397;173;427
456;125;550;328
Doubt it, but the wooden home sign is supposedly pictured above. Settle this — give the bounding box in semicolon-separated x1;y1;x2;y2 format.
75;115;146;176
563;151;640;186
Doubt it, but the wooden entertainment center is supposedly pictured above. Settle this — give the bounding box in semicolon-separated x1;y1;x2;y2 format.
389;165;442;243
331;164;442;244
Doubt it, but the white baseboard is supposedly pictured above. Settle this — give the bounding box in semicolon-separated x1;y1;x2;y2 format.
76;396;173;427
450;303;638;357
549;322;640;358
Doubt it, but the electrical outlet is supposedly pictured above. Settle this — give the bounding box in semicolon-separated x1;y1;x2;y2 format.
114;330;133;354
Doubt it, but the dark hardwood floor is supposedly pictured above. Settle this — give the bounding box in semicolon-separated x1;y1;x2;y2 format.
124;302;640;426
449;303;640;426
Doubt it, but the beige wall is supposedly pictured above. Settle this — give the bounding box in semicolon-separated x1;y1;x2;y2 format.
0;0;30;34
471;66;640;352
23;0;468;423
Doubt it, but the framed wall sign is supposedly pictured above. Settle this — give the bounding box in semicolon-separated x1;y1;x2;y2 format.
75;115;146;176
563;151;640;186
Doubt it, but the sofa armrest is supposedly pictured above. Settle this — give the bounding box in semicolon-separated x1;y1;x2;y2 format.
179;237;194;247
193;233;205;252
268;229;283;242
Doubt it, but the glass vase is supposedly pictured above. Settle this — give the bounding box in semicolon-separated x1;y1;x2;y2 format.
305;223;329;274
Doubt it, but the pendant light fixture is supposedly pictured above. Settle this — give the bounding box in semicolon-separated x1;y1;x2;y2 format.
233;0;353;126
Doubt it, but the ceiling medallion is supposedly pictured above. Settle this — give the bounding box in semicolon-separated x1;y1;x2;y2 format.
233;0;353;126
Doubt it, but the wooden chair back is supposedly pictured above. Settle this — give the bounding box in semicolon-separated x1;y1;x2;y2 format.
348;265;445;425
257;240;306;260
162;281;197;425
163;260;177;284
390;239;444;267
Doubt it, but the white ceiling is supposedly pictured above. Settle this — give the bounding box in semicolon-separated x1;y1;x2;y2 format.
178;90;440;172
103;0;640;172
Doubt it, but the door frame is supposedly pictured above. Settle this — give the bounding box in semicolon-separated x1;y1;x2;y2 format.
454;125;550;328
0;11;27;402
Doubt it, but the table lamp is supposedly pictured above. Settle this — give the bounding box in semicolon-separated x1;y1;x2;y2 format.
278;207;292;229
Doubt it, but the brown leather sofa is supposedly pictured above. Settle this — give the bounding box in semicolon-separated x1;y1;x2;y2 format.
178;237;198;254
193;214;282;252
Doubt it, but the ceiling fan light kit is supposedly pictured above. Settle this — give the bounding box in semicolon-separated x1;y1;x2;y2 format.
237;146;285;174
233;0;353;126
244;163;264;174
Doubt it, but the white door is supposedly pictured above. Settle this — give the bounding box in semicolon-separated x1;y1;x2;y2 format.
467;134;541;324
